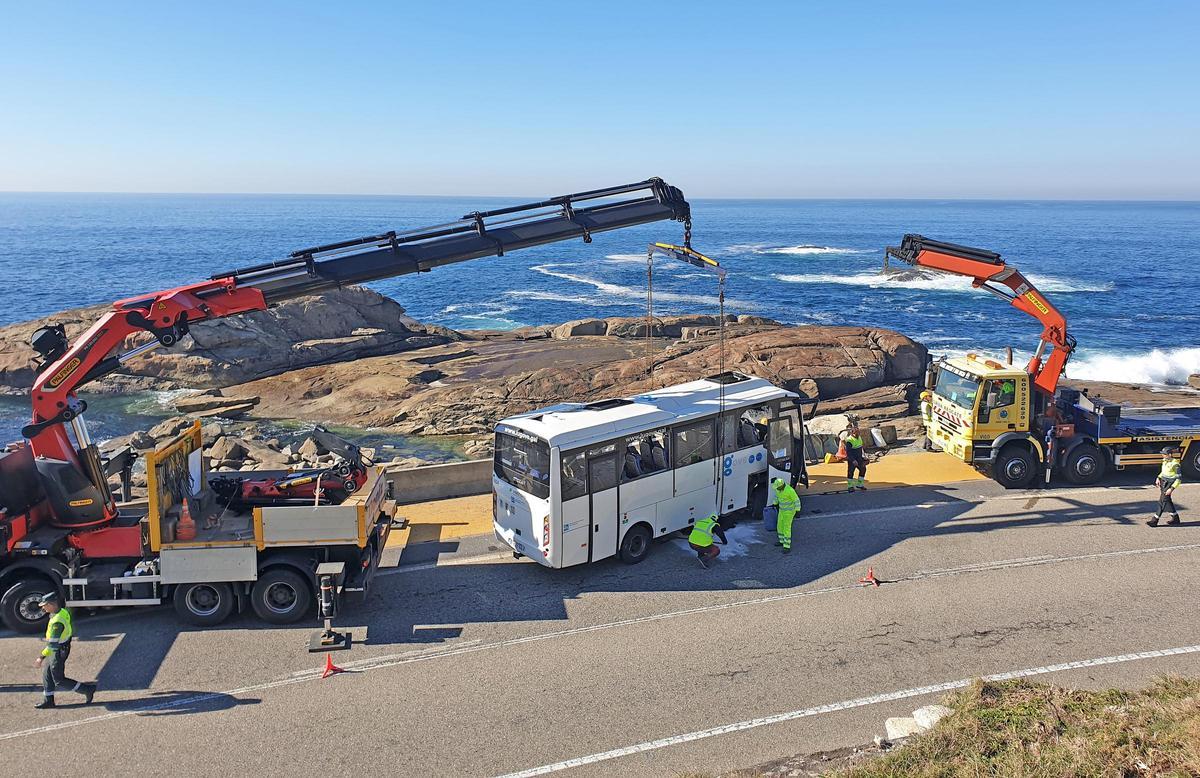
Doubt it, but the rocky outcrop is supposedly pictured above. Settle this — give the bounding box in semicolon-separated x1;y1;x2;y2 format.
1190;374;1200;390
0;286;459;393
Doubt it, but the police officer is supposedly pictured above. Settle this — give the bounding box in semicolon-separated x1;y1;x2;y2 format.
688;513;728;568
770;477;800;553
1147;446;1184;527
843;424;868;492
34;593;96;709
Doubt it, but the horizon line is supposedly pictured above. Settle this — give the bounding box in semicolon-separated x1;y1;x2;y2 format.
1;189;1199;204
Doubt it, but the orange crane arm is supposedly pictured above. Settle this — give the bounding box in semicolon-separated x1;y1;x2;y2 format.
885;234;1076;396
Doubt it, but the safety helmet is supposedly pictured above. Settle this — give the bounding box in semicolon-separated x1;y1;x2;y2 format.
38;592;59;607
772;477;785;490
759;417;769;425
1162;446;1183;456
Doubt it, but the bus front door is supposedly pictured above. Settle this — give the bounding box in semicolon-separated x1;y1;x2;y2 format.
588;453;620;562
768;416;797;486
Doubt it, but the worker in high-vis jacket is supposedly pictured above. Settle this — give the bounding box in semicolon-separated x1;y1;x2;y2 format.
770;477;800;553
34;593;95;709
1147;446;1184;527
688;513;728;568
843;423;868;492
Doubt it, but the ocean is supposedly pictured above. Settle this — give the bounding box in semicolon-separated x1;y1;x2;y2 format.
1;193;1197;443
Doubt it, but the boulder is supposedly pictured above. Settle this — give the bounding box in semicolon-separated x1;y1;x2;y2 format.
806;414;853;436
207;436;246;462
0;286;460;392
128;430;156;450
149;416;193;440
176;392;259;414
297;437;323;459
552;319;608;339
200;422;224;440
1190;374;1200;390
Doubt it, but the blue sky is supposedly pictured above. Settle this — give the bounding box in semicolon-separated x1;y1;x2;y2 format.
1;2;1197;198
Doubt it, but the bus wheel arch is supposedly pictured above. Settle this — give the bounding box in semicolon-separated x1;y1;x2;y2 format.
618;523;653;564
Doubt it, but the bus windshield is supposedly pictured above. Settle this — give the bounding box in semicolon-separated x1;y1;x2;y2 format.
935;369;981;410
494;430;551;499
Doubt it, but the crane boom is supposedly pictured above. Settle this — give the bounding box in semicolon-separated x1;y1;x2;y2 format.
21;178;691;529
884;234;1076;396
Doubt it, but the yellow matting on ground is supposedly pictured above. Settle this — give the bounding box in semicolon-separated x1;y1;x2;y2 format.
387;452;985;548
387;493;494;549
806;450;986;495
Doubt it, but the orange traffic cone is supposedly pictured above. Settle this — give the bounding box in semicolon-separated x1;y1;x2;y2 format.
321;653;345;679
176;500;197;542
858;567;880;587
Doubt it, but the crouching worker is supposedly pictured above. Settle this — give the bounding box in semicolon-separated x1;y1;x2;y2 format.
688;513;728;568
771;477;801;553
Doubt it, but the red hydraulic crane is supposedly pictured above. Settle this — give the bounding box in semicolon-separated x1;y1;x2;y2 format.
884;234;1076;396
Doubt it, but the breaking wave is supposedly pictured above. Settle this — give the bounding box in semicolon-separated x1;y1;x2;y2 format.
531;263;756;309
603;253;648;263
772;271;1113;293
726;243;872;256
1069;347;1200;386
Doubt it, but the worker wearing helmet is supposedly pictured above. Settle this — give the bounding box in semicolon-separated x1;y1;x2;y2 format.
688;513;728;569
770;477;800;553
34;593;96;709
843;423;868;492
1147;446;1184;527
919;390;934;451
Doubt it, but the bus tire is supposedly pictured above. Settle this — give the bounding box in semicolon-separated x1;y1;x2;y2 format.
173;582;235;627
250;568;312;624
1064;443;1106;485
0;577;56;634
1183;444;1200;480
993;444;1036;489
618;524;652;565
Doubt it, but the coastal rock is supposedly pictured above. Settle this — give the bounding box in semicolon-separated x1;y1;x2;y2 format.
0;286;460;392
175;392;260;414
207;436;247;463
552;319;607;339
1190;374;1200;390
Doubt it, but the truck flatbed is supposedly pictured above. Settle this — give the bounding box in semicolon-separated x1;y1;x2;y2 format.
1109;406;1200;438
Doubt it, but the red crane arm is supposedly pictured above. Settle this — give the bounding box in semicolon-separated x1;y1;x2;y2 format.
885;234;1075;396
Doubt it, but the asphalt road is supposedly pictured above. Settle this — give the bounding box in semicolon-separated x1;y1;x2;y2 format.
1;475;1197;776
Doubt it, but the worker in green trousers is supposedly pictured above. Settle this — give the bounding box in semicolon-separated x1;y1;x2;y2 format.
770;477;800;553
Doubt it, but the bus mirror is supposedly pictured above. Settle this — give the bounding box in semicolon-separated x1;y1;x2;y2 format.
924;365;938;391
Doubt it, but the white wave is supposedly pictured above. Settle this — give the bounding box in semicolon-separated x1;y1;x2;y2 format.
1069;347;1200;386
603;253;648;263
505;290;608;306
726;242;872;256
772;271;1113;293
532;263;756;309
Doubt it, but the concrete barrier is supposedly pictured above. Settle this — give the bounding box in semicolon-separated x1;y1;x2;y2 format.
386;459;492;504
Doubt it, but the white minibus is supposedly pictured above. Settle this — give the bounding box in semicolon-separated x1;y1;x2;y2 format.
492;371;811;567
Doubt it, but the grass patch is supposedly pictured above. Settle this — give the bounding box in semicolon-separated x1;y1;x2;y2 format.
842;676;1200;777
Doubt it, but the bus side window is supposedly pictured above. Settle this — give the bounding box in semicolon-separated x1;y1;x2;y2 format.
673;419;715;467
622;429;669;481
561;450;587;501
589;455;619;493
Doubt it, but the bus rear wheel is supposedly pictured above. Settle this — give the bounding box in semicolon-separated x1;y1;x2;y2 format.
618;525;652;565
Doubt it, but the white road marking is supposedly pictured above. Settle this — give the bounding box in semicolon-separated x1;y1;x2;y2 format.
495;644;1200;777
3;541;1197;742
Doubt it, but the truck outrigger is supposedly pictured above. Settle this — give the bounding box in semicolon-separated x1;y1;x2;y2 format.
886;234;1200;488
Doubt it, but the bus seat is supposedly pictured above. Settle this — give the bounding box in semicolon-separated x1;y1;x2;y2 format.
651;442;668;471
624;448;643;478
638;439;655;470
738;419;758;447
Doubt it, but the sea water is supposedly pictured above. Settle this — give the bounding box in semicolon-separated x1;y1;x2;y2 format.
2;194;1197;442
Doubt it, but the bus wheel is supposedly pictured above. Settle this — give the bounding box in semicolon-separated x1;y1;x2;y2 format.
0;578;56;633
251;569;312;624
993;444;1036;489
618;525;652;565
173;582;235;627
1064;444;1106;485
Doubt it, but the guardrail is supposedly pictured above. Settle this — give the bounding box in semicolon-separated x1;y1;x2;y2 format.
385;459;492;505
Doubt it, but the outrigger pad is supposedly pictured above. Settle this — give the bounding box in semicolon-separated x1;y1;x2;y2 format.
308;628;353;653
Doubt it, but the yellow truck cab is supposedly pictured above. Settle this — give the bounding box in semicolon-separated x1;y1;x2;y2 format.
926;353;1041;487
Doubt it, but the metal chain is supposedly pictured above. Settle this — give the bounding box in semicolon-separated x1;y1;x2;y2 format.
683;218;692;250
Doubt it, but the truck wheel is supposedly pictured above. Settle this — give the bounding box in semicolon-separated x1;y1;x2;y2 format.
618;524;652;565
1183;445;1200;480
1064;444;1106;485
0;578;57;634
173;582;235;627
993;445;1036;489
250;569;312;624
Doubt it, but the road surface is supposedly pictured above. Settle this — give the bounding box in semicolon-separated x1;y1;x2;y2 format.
1;475;1197;776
